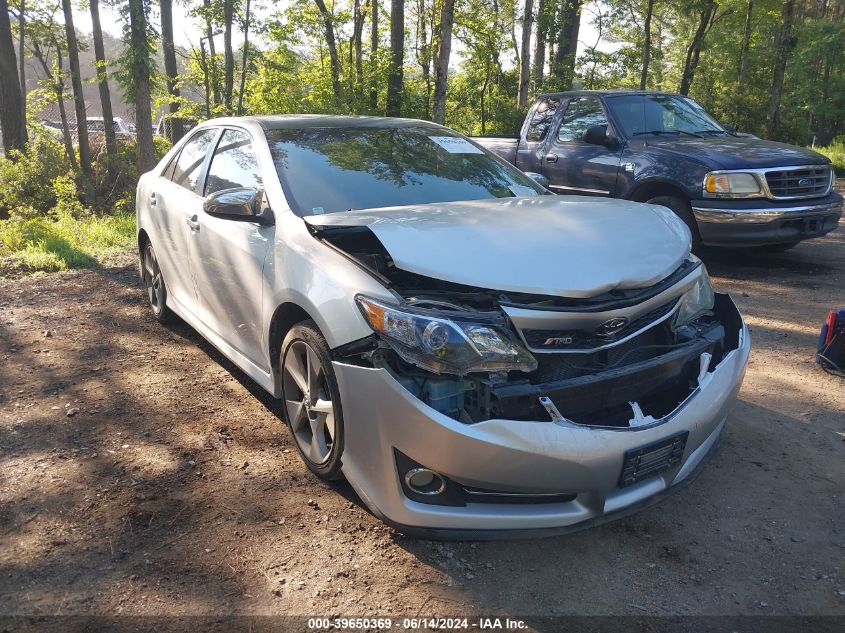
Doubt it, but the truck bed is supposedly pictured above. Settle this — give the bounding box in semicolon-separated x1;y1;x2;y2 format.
472;136;519;164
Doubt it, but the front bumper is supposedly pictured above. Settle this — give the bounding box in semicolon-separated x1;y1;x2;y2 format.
691;191;843;246
333;299;751;537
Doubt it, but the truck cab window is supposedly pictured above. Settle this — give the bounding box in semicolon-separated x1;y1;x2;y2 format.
525;98;561;142
557;98;608;142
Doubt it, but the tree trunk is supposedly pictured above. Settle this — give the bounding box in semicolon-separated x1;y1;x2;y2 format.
370;0;379;110
386;0;404;116
17;0;25;122
518;0;533;108
431;0;455;124
203;0;221;106
735;0;752;123
765;0;796;138
160;0;183;141
678;0;716;95
128;0;155;172
532;0;547;88
61;0;93;186
33;41;76;167
353;0;365;98
639;0;654;89
237;0;251;115
0;0;25;154
199;41;212;118
223;0;234;112
313;0;342;108
90;0;118;178
551;0;580;90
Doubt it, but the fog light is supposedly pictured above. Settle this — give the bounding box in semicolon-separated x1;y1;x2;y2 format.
404;468;446;496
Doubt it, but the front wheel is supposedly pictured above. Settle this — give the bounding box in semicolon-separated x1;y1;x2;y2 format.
141;241;173;323
280;321;345;480
646;195;701;251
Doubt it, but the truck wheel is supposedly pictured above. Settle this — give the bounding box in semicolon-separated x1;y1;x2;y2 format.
646;195;701;251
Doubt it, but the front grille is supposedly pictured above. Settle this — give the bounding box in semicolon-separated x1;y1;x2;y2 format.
521;299;678;352
765;166;832;199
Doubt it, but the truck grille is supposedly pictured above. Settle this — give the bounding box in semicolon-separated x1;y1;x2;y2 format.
765;165;832;199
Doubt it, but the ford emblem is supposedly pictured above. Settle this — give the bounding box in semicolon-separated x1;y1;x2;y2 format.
797;177;813;187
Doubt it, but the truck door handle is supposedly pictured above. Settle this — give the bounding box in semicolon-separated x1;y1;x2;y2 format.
149;192;156;207
545;154;558;163
187;215;200;232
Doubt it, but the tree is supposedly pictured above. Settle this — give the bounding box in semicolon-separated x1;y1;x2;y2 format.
17;0;25;120
0;0;26;154
432;0;456;123
532;0;547;87
223;0;234;111
160;0;183;140
639;0;655;89
237;0;251;115
551;0;580;89
60;0;92;185
386;0;404;116
127;0;155;171
89;0;118;178
765;0;796;138
370;0;379;109
313;0;342;107
518;0;533;107
678;0;717;95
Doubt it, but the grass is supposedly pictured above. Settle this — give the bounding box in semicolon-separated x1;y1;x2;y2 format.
0;211;136;273
813;139;845;175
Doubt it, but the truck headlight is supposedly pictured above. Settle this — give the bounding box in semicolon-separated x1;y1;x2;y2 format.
356;296;537;375
673;264;715;328
703;172;762;198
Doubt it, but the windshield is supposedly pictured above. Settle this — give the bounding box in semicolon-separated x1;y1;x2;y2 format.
265;125;545;216
605;94;726;137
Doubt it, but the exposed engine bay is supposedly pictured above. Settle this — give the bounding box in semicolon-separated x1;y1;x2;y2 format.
318;225;744;429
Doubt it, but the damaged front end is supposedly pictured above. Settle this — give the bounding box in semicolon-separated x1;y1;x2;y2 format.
319;224;744;430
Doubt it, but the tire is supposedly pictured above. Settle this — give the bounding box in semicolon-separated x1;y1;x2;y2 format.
280;320;345;481
759;241;800;252
646;195;701;251
140;241;174;323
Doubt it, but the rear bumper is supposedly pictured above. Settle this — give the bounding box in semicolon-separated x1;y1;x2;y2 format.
333;298;750;537
691;192;843;246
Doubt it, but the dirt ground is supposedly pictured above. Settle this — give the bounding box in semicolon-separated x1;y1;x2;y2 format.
1;209;844;627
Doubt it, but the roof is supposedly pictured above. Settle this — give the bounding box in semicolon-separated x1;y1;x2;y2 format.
536;89;683;99
197;114;447;131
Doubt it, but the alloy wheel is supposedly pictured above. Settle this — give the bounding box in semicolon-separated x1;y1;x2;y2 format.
143;244;165;315
282;340;336;465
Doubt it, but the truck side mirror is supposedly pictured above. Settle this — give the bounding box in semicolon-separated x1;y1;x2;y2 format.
524;172;550;189
723;124;736;134
583;124;610;146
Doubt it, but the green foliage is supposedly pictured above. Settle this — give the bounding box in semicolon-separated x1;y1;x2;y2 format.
0;135;73;217
0;209;136;272
815;139;845;175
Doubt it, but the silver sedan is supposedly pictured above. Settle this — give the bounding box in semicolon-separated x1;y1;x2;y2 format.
136;115;749;537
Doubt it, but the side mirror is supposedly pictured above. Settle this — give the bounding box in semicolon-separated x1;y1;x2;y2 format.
723;124;736;134
203;188;274;226
583;124;610;146
524;172;550;189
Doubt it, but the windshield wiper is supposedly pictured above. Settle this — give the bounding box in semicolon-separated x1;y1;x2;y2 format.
631;129;703;138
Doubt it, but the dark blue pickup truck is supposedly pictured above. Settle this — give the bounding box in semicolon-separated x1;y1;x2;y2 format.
474;90;843;250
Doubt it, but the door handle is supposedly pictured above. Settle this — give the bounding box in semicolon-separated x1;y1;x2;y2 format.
149;192;156;207
187;215;200;232
545;154;558;163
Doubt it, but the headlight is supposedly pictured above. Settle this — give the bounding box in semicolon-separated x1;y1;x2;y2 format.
703;172;762;198
356;296;537;375
673;263;715;328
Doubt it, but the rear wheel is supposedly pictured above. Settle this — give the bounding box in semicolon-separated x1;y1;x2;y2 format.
141;241;173;323
646;195;701;251
280;321;345;480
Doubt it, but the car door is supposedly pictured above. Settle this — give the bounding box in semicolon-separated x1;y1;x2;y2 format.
514;96;563;173
542;96;622;196
148;128;218;317
189;127;273;369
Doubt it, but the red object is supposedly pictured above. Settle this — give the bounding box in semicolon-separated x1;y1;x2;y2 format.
824;309;837;346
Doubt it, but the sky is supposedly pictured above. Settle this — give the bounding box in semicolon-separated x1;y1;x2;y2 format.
68;0;615;66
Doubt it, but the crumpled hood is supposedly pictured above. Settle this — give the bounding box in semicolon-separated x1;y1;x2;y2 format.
644;135;830;170
305;195;691;298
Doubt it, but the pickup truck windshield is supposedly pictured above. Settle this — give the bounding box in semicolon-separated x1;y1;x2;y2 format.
605;94;726;138
265;126;544;216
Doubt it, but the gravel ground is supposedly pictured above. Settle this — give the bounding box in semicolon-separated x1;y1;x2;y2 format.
1;212;844;628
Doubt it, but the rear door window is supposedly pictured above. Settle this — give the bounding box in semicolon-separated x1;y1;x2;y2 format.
557;98;608;142
172;129;217;193
525;98;562;142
